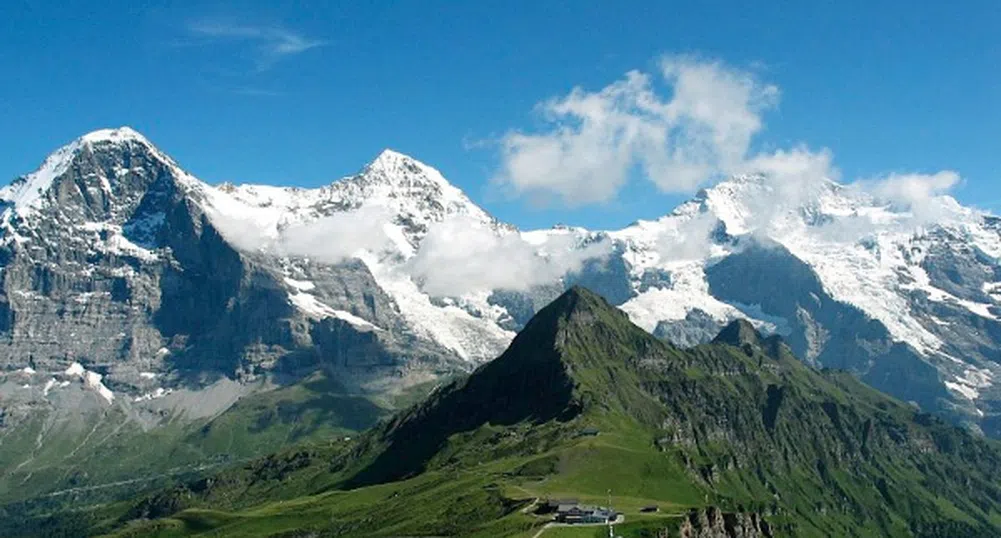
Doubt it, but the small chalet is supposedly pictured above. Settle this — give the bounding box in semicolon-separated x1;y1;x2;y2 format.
539;498;579;514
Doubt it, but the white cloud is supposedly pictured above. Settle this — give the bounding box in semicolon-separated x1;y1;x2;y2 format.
494;56;778;205
655;212;721;261
187;21;325;70
866;171;960;207
492;53;965;232
738;147;839;233
853;171;961;225
741;147;838;196
209;205;393;263
406;217;611;296
275;206;393;263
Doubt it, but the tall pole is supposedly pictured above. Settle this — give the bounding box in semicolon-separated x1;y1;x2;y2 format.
607;488;613;536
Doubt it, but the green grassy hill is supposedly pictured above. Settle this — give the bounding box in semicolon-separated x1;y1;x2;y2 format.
16;287;1001;537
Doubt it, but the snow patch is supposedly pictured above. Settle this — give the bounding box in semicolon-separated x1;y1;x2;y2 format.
84;371;115;404
330;308;380;328
283;278;316;292
620;261;738;331
134;388;172;402
288;292;382;331
944;367;994;402
945;381;979;401
80;222;160;261
0;138;81;215
21;366;36;375
357;251;512;361
903;264;998;320
64;361;114;403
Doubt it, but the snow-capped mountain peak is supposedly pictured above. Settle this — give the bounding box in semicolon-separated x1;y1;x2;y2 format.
0;126;196;219
348;149;490;220
364;148;442;181
79;126;151;147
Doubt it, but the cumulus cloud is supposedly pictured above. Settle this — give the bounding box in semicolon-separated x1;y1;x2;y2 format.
493;54;965;235
275;206;393;263
738;147;840;233
494;56;778;205
209;205;393;263
406;216;611;296
865;172;961;217
655;212;722;261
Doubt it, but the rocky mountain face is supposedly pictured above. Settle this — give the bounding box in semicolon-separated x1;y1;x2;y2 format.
677;507;773;538
2;127;1001;501
0;130;483;502
0;129;468;404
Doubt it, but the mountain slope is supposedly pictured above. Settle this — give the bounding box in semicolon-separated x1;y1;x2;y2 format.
0;129;479;505
602;177;1001;434
338;288;1001;537
64;287;1001;538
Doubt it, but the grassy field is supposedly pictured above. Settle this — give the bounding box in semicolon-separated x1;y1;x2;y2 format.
96;416;705;538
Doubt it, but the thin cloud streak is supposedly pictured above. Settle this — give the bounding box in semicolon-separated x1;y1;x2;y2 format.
231;87;284;97
186;20;326;70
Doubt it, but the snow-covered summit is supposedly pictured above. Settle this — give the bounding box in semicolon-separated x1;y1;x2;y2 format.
79;126;151;146
364;149;444;182
200;148;498;255
0;126;193;219
338;148;494;227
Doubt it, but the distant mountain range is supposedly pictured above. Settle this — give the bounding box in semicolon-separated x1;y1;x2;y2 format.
1;127;1001;506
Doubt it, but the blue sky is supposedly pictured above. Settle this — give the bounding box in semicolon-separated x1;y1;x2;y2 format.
1;1;998;230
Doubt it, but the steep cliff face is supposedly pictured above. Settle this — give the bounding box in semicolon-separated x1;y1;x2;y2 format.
0;130;479;503
0;129;464;403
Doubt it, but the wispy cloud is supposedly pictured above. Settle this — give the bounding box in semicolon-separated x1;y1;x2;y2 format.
186;20;325;71
230;87;283;97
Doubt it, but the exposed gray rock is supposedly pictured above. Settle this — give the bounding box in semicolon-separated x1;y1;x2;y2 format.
655;309;724;348
677;507;773;538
